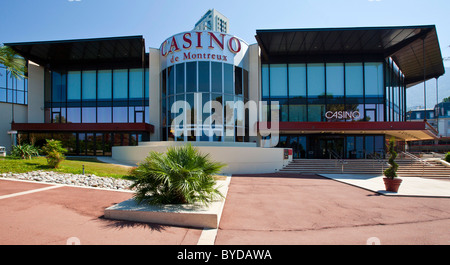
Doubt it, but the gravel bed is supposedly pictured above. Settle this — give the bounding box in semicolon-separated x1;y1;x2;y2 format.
0;170;134;191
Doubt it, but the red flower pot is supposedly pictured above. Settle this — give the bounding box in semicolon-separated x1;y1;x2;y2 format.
383;178;402;193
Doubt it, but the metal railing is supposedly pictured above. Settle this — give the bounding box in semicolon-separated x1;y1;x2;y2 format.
401;151;435;175
367;152;389;174
328;149;347;173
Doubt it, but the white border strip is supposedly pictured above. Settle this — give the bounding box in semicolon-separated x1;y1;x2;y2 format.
0;185;63;200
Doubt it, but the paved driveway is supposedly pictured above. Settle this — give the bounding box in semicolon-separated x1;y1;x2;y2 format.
215;173;450;245
0;179;201;245
1;173;450;245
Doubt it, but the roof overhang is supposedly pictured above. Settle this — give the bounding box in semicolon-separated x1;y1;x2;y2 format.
4;35;146;69
258;121;438;141
255;25;445;87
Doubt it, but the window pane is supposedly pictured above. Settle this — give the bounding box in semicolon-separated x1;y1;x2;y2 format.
262;64;269;98
82;70;96;100
307;63;325;98
289;64;306;98
186;62;197;93
176;63;184;94
67;71;81;101
98;70;112;100
364;62;383;98
235;67;242;95
168;66;174;95
307;104;325;121
97;107;112;123
145;68;149;99
113;69;128;100
345;63;363;97
0;67;6;88
326;63;344;99
53;71;67;102
113;107;128;123
270;64;287;98
198;62;210;92
67;107;81;123
224;63;233;94
129;68;144;99
82;107;96;123
212;62;223;93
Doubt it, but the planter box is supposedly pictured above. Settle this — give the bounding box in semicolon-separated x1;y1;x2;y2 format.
104;177;230;229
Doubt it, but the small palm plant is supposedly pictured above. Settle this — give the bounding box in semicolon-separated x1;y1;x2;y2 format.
130;144;226;206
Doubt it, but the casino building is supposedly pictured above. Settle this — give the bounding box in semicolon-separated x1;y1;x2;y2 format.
1;22;445;164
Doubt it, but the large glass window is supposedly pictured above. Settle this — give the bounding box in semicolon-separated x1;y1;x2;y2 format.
97;70;112;100
113;69;128;100
289;64;306;98
52;71;66;102
186;62;197;93
129;68;144;99
307;63;325;98
345;63;363;98
224;63;233;94
326;63;344;100
198;62;210;92
82;70;96;100
364;62;383;100
270;64;287;98
176;63;185;94
212;62;222;93
262;64;269;98
67;71;81;101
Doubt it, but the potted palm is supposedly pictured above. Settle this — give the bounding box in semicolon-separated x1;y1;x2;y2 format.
383;137;402;192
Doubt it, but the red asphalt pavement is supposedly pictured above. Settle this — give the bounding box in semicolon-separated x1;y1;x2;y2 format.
1;173;450;245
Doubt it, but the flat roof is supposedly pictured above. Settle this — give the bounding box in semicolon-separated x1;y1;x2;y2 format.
5;35;146;69
255;25;445;87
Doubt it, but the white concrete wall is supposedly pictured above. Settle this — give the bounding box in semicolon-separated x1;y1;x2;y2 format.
248;43;261;145
148;48;161;141
0;103;28;153
27;61;44;123
112;141;292;174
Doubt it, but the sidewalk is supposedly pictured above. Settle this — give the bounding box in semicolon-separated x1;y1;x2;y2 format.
320;174;450;197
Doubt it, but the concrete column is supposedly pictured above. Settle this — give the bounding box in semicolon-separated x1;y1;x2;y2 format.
148;48;161;141
27;61;44;123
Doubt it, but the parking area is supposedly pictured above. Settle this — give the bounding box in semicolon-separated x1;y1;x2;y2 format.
1;173;450;245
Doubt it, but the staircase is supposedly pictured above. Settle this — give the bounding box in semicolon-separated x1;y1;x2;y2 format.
280;158;450;178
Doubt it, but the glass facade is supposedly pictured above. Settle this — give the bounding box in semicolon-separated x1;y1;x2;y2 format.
264;60;403;159
45;67;149;124
0;64;28;105
41;67;150;155
262;62;387;123
161;62;249;142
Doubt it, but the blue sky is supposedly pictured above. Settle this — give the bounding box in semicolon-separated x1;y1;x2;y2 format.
1;0;449;108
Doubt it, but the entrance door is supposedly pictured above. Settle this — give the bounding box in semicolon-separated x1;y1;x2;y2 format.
311;136;345;159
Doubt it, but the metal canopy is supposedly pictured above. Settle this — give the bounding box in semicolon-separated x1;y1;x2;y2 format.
5;35;145;69
255;25;445;87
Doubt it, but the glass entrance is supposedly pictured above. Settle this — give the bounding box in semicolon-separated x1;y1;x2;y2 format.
309;135;345;159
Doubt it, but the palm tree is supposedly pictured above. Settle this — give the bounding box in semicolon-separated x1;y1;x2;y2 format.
0;45;27;79
130;143;226;206
0;45;27;124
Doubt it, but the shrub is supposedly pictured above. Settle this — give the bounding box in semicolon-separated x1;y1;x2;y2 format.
445;152;450;163
11;144;39;159
130;143;226;206
41;139;67;168
383;138;399;179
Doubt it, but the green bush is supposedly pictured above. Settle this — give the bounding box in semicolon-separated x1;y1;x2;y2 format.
383;138;399;179
41;139;67;168
445;152;450;163
130;143;226;206
11;144;40;159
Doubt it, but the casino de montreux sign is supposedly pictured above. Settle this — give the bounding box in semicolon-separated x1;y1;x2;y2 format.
160;30;248;68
